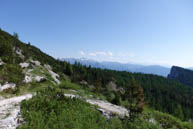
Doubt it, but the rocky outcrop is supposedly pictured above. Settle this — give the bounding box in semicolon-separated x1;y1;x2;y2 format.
30;60;41;66
23;69;46;83
64;94;129;119
48;69;60;84
86;99;129;119
14;48;24;59
0;83;16;92
19;61;60;84
19;62;29;68
168;66;193;87
45;64;60;84
0;58;4;66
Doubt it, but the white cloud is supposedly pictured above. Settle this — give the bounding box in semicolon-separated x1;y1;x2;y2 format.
117;52;135;58
78;50;135;63
88;51;113;57
80;51;85;56
89;52;97;56
107;51;113;56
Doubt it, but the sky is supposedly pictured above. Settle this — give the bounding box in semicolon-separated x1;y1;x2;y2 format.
0;0;193;67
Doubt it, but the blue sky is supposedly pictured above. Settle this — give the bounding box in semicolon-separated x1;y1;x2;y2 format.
1;0;193;67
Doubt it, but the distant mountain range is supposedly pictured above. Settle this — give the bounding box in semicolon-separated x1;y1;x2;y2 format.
62;58;171;77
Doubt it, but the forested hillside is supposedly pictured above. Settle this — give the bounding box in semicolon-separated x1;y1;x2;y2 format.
69;62;193;120
1;29;193;128
168;66;193;88
0;29;68;86
0;29;67;71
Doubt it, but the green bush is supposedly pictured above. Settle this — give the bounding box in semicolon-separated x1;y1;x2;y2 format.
0;64;24;85
144;108;193;129
19;87;108;129
19;86;172;129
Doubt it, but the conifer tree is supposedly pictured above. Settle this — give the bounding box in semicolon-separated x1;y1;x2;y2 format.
125;77;145;117
174;104;184;120
66;63;73;75
0;40;13;63
13;32;19;39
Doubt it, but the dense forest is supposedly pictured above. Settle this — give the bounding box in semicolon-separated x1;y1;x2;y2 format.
65;62;193;120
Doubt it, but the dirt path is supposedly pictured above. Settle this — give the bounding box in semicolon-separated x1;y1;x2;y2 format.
0;93;128;129
0;94;32;129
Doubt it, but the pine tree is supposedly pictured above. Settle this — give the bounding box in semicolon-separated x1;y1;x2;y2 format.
13;32;19;39
125;77;145;117
0;40;13;63
174;104;184;120
66;63;73;75
95;78;102;92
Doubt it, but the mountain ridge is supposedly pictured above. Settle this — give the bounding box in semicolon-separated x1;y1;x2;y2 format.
62;58;171;77
168;66;193;87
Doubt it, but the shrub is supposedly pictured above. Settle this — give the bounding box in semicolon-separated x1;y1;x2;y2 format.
0;64;24;85
19;87;109;129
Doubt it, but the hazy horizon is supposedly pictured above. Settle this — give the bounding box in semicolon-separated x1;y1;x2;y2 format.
1;0;193;67
63;57;173;68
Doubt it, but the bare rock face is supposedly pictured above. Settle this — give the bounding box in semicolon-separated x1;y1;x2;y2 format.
168;66;180;79
168;66;193;87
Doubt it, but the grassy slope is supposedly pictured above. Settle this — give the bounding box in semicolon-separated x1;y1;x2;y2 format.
0;29;65;97
18;82;193;129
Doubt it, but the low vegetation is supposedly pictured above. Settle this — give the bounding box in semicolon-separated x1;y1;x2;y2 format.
18;87;123;129
18;86;193;129
0;64;24;85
